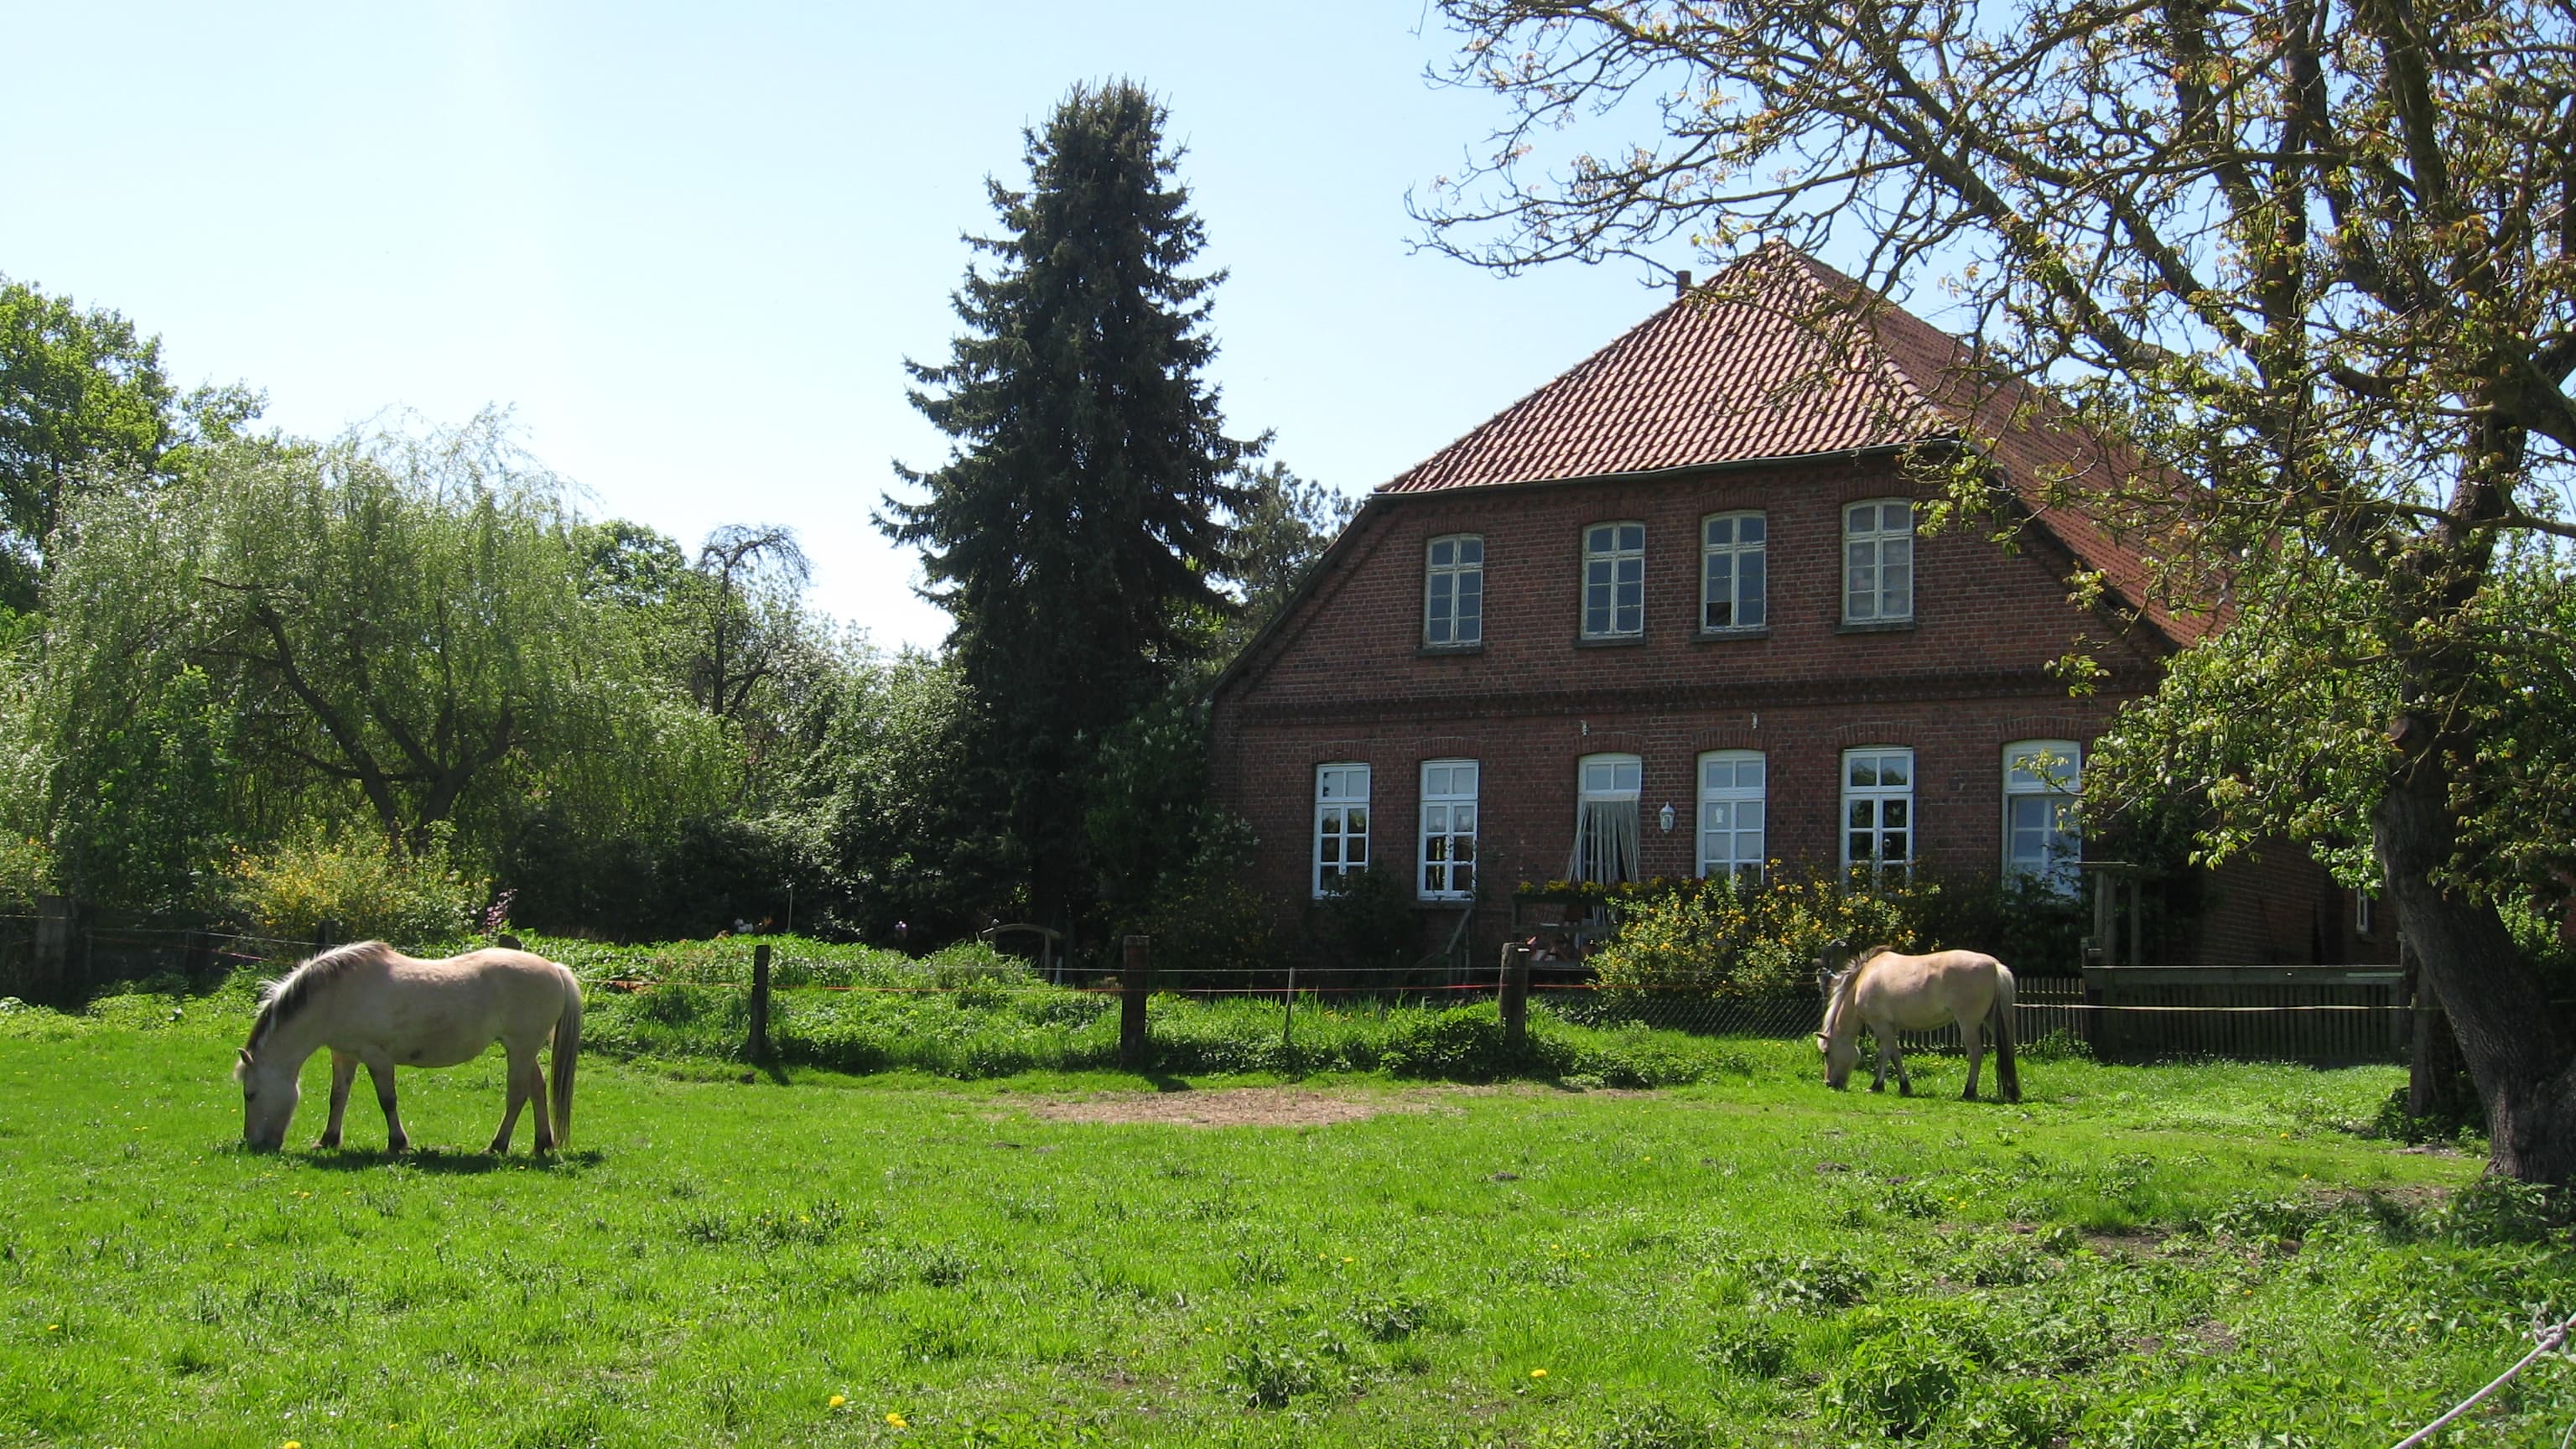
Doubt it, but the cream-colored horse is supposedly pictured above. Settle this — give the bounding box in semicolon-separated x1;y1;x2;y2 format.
1816;943;2020;1103
233;942;582;1154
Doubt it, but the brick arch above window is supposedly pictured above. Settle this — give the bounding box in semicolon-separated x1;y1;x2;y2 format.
1691;726;1762;753
1826;720;1919;748
1997;714;2096;742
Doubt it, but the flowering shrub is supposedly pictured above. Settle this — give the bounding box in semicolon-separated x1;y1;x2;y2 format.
226;826;487;948
1587;869;1937;999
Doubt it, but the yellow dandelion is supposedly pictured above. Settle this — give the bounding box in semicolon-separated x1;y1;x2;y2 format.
1341;1256;1354;1264
1530;1368;1548;1379
886;1411;909;1428
284;1441;302;1449
828;1394;847;1408
44;1324;59;1332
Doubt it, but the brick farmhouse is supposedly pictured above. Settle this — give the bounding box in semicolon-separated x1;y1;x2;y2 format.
1208;247;2386;972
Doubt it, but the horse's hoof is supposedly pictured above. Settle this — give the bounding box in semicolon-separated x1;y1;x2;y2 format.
314;1135;339;1150
387;1138;410;1155
1869;1082;1886;1093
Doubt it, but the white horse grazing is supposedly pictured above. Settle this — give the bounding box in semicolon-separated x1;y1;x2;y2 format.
1816;943;2020;1103
234;942;583;1154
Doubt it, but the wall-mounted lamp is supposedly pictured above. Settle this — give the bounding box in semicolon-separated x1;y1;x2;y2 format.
1658;802;1676;834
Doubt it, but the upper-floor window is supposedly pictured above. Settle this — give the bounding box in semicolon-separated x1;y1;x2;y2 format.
2002;740;2081;893
1843;500;1915;624
1701;512;1767;631
1842;746;1914;880
1419;759;1479;901
1571;752;1642;883
1424;535;1484;647
1581;522;1645;638
1313;763;1370;897
1697;750;1766;880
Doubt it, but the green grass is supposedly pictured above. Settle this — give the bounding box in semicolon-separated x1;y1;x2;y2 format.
2;986;2571;1448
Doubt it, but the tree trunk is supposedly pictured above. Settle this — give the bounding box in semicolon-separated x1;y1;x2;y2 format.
2376;757;2576;1182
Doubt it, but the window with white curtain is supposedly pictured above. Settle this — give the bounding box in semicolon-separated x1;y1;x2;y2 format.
1313;763;1370;896
2002;740;2082;893
1842;747;1914;880
1569;753;1642;883
1418;760;1479;900
1697;750;1767;880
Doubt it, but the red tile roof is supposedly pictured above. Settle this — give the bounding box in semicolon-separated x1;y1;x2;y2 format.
1380;244;2215;646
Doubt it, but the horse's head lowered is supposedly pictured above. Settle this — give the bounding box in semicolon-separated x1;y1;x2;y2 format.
234;1044;299;1151
1813;942;1869;1090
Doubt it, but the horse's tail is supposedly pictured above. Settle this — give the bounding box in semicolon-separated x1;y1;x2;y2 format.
550;970;582;1150
1990;962;2020;1104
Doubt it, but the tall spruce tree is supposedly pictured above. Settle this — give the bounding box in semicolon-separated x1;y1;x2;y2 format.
882;82;1256;934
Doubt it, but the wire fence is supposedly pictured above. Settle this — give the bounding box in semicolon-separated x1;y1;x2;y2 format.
0;918;2423;1066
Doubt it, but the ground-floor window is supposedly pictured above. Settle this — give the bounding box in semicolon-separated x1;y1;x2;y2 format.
1842;747;1914;880
2002;740;2081;893
1571;753;1642;883
1419;759;1478;900
1313;762;1370;896
1697;750;1766;880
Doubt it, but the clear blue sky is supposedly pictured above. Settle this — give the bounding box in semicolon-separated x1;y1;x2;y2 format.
2;2;1697;652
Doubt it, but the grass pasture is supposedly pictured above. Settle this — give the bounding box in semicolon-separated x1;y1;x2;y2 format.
3;986;2573;1447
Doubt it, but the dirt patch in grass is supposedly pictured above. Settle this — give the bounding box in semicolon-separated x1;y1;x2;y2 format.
1025;1086;1448;1128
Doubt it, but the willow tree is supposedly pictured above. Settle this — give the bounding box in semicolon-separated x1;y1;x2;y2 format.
43;416;685;859
1423;0;2576;1180
881;81;1257;932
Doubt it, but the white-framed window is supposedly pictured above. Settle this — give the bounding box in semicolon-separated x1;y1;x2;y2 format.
1424;535;1484;647
1697;750;1767;880
1842;747;1914;880
1313;763;1370;896
1701;512;1767;631
2355;891;2374;937
2002;740;2082;893
1569;752;1643;884
1419;760;1479;900
1843;499;1915;623
1581;522;1646;638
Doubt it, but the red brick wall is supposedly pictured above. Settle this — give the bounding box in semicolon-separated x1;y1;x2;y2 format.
1211;455;2194;962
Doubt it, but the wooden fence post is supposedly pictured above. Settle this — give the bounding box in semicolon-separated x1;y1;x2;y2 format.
1500;942;1531;1052
1120;935;1151;1072
748;942;772;1064
311;920;338;959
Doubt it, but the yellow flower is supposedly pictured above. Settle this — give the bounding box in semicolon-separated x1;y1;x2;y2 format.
886;1411;909;1428
1341;1256;1354;1264
284;1441;302;1448
44;1324;59;1332
1530;1368;1548;1379
828;1394;847;1408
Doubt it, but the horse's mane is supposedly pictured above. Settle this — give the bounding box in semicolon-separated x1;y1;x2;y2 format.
244;941;397;1053
1845;943;1900;974
1823;944;1899;1025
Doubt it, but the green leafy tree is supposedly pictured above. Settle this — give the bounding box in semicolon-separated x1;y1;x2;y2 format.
0;275;258;611
790;648;1010;942
1423;0;2576;1182
49;665;233;912
880;81;1259;932
47;416;612;853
